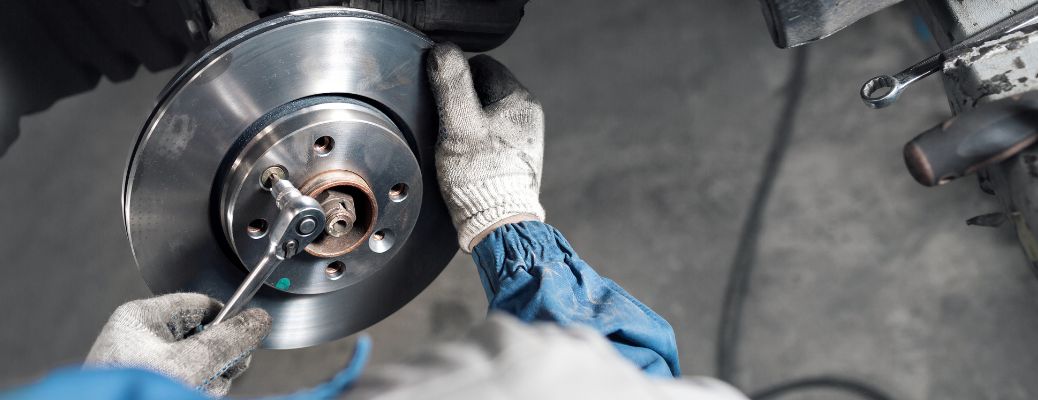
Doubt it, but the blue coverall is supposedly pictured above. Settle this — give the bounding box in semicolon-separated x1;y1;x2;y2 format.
4;221;679;399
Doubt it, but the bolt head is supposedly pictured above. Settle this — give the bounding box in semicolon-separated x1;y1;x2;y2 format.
297;217;318;235
319;192;357;238
326;217;353;237
260;166;288;190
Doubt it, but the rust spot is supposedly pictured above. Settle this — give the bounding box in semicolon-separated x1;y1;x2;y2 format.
299;170;378;258
968;136;1038;176
904;142;936;186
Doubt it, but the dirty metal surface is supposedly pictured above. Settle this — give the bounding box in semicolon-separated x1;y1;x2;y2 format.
943;29;1038;113
758;0;902;48
927;3;1038;275
917;0;1038;48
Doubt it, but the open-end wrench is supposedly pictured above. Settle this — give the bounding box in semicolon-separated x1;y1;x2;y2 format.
861;3;1038;109
207;177;325;327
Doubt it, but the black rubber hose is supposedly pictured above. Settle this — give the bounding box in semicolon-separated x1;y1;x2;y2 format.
714;45;809;385
749;376;894;400
713;46;894;400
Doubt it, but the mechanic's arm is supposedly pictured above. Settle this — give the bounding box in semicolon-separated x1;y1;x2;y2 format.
83;293;272;396
427;43;681;378
7;293;272;399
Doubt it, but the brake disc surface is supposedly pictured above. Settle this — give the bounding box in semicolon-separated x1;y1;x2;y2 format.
123;8;457;349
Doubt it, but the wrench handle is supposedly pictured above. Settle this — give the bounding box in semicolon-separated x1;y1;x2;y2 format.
208;244;284;326
202;178;322;329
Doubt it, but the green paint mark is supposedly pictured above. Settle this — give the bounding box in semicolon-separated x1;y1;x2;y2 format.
275;277;292;290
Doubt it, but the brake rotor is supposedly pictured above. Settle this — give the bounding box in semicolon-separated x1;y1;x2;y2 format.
123;8;457;349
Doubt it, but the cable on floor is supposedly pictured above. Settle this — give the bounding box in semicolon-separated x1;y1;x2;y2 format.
713;46;895;400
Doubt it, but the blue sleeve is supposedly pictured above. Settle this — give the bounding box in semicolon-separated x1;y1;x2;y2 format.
2;368;206;400
3;336;373;400
471;221;681;377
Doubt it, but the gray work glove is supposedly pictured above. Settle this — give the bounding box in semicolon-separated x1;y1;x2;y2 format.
427;42;546;252
85;293;272;397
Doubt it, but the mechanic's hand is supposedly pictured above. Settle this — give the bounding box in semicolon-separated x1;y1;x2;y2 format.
85;293;272;397
427;42;545;252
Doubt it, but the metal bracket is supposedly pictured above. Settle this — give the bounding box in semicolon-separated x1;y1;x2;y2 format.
202;0;260;41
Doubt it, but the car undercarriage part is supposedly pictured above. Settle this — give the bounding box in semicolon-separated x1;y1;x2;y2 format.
914;0;1038;49
757;0;903;49
903;93;1038;187
123;8;457;349
198;0;527;51
0;1;205;157
861;0;1038;272
917;0;1038;274
0;0;527;158
860;2;1038;109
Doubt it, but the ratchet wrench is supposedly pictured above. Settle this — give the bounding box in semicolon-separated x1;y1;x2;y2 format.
206;177;325;327
861;3;1038;109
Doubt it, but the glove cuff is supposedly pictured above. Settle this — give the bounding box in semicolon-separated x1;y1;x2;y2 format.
447;176;545;252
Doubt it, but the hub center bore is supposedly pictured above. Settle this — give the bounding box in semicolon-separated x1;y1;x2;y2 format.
299;170;378;257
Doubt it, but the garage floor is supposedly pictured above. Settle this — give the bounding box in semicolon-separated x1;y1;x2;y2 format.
3;2;1037;399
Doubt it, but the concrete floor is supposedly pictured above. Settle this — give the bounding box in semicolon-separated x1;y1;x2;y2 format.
3;2;1038;399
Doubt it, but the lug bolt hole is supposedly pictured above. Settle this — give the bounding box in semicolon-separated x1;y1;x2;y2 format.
325;261;345;280
369;229;395;253
313;136;334;156
388;183;409;202
247;219;268;239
